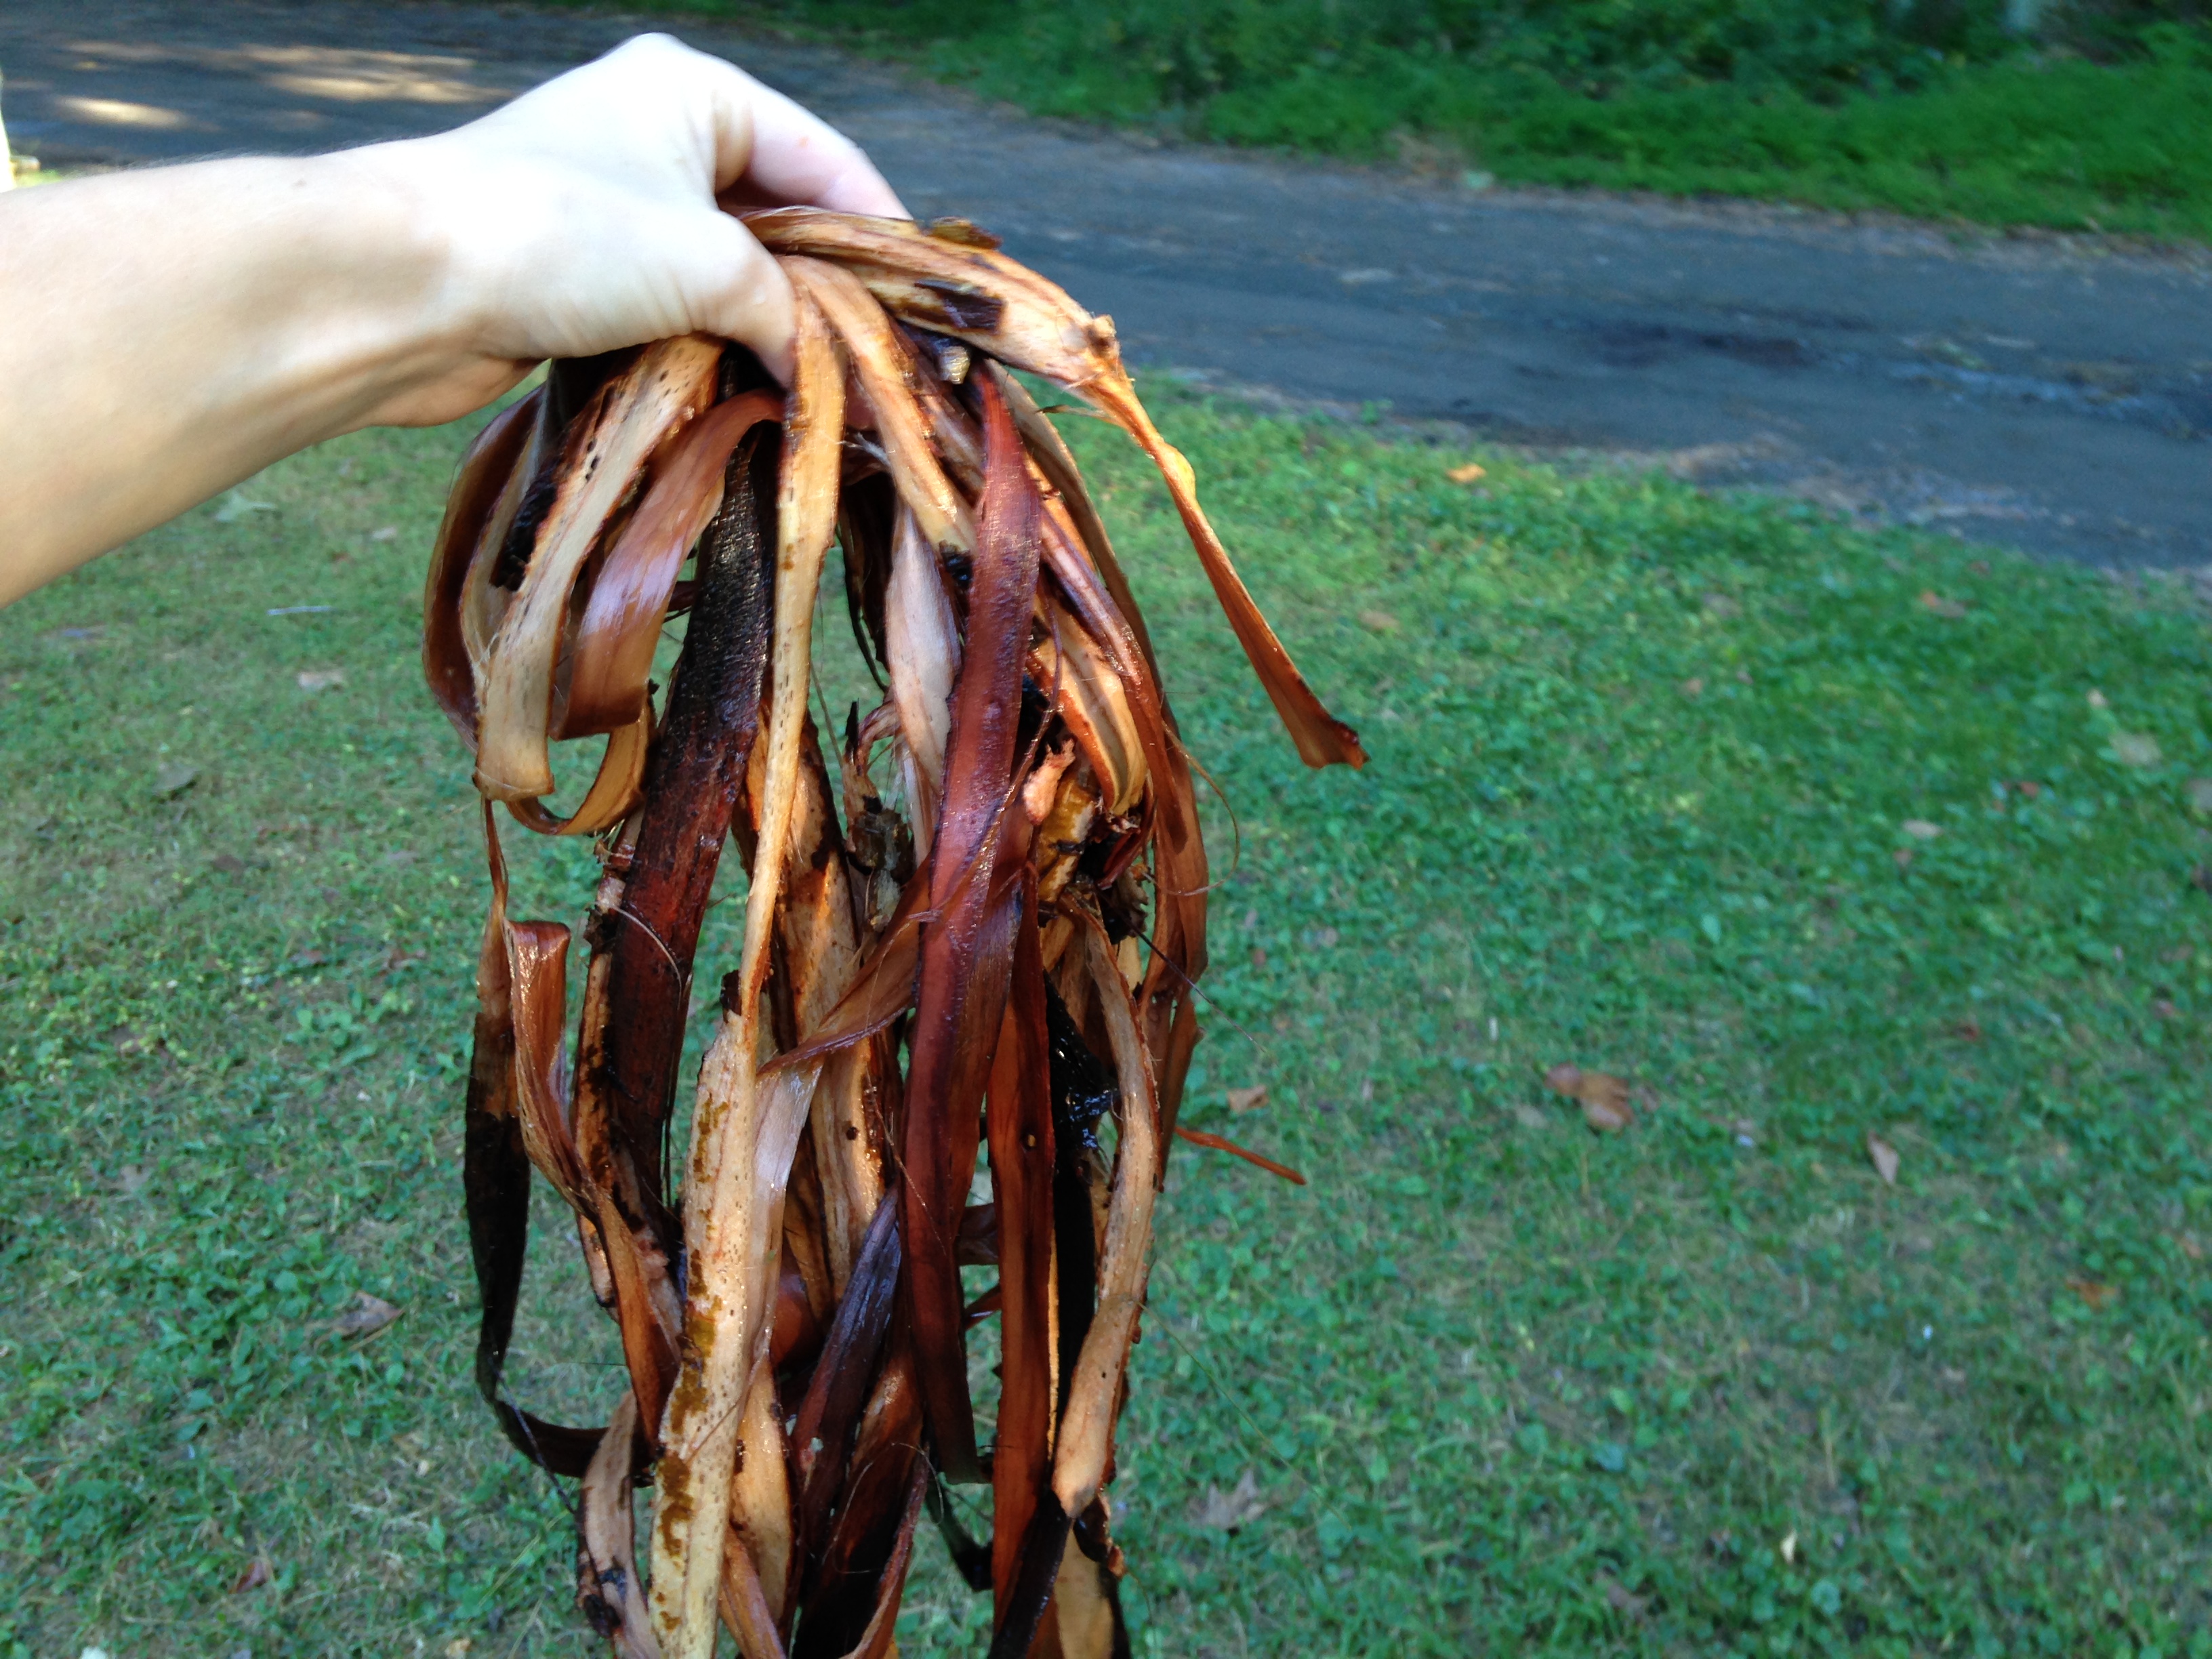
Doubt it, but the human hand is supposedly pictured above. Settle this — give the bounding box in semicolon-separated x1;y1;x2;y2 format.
362;33;905;422
0;33;900;598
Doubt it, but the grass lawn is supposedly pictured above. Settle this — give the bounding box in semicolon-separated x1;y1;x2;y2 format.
4;385;2212;1656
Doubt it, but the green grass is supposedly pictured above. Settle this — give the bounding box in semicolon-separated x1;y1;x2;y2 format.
676;0;2212;239
5;388;2212;1656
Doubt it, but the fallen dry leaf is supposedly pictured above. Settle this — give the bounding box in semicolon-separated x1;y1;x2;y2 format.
230;1555;272;1594
2013;779;2043;800
1679;676;1704;698
1544;1063;1634;1132
2179;1235;2205;1262
1901;819;1944;840
332;1292;403;1339
1513;1102;1550;1131
1918;590;1967;619
1446;462;1488;484
1248;945;1268;970
1601;1576;1650;1618
1866;1132;1900;1186
2087;688;2109;710
2066;1276;2118;1311
295;670;346;693
1893;848;1914;871
1357;609;1401;633
1952;1017;1984;1042
1225;1086;1269;1115
1189;1468;1267;1531
444;1641;474;1659
1780;1530;1799;1564
2110;731;2163;769
119;1164;149;1196
154;762;199;799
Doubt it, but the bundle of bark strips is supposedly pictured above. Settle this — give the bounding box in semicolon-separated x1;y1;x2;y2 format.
420;209;1365;1659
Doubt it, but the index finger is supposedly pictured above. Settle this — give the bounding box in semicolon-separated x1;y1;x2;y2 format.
719;64;907;218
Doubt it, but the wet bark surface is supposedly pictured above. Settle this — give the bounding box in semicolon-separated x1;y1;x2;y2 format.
7;0;2209;567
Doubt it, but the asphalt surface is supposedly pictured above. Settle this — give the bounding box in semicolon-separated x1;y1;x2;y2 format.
5;0;2209;568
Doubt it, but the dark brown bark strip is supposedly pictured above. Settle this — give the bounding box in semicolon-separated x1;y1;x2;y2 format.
790;1196;902;1568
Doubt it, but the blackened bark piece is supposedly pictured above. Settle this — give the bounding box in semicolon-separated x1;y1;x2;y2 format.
571;419;781;1439
839;468;896;682
491;349;640;590
1045;978;1111;1420
985;1501;1072;1659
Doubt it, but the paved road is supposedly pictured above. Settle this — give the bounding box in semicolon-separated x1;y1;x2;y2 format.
6;0;2209;567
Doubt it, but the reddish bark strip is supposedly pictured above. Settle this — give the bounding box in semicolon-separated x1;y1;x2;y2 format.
899;371;1043;1483
986;872;1059;1626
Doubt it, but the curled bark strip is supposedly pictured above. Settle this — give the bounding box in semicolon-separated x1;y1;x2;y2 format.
716;1528;791;1659
1052;923;1160;1519
579;1392;661;1659
730;1359;796;1631
654;1052;822;1656
883;503;959;842
790;258;972;555
426;394;537;743
901;371;1043;1483
504;708;655;838
476;335;720;802
564;388;783;737
462;810;602;1477
504;918;588;1209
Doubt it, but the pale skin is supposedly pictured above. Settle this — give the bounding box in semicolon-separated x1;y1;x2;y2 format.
0;33;906;607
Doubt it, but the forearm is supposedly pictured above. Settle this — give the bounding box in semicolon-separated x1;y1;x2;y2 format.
0;148;506;603
0;35;901;608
